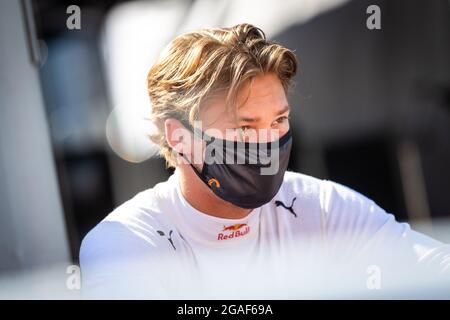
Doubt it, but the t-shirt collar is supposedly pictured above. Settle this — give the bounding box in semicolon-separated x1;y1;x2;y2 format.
167;169;261;247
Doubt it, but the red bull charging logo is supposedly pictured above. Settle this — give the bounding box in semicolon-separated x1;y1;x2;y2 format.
217;223;250;240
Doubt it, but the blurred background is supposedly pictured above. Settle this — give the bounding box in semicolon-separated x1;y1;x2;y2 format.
0;0;449;298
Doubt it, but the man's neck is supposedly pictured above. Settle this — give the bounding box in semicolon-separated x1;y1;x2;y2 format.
176;165;252;219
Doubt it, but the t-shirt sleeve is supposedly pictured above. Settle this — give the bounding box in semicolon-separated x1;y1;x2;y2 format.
321;180;450;285
79;220;173;299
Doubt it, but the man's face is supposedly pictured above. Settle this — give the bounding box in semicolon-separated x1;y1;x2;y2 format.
166;72;291;166
198;72;290;143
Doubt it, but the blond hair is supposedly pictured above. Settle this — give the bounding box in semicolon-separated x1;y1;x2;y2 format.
147;23;298;168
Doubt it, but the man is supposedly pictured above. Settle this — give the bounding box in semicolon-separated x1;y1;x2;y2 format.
80;23;449;298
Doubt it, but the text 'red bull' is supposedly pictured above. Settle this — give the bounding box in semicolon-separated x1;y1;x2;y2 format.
217;223;250;240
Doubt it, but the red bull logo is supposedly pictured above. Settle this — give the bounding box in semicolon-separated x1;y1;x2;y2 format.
217;223;250;240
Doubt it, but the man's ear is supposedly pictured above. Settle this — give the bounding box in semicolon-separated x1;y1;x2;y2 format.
164;118;192;155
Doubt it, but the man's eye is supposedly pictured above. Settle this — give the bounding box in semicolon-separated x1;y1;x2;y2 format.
275;116;289;124
239;125;251;132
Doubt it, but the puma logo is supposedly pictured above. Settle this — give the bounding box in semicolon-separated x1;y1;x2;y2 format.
157;229;176;250
275;197;298;218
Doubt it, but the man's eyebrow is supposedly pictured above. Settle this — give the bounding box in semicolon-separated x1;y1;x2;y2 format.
237;105;290;123
276;105;290;116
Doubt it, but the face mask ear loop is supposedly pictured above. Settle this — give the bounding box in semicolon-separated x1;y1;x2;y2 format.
175;121;214;189
177;152;212;190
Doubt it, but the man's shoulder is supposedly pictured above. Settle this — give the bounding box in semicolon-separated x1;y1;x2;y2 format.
280;170;324;196
80;179;178;260
105;188;170;229
78;186;177;298
279;171;382;216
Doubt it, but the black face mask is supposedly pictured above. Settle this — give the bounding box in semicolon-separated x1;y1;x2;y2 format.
179;125;292;209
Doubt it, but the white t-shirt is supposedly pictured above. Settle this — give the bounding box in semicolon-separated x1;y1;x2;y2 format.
79;170;450;299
